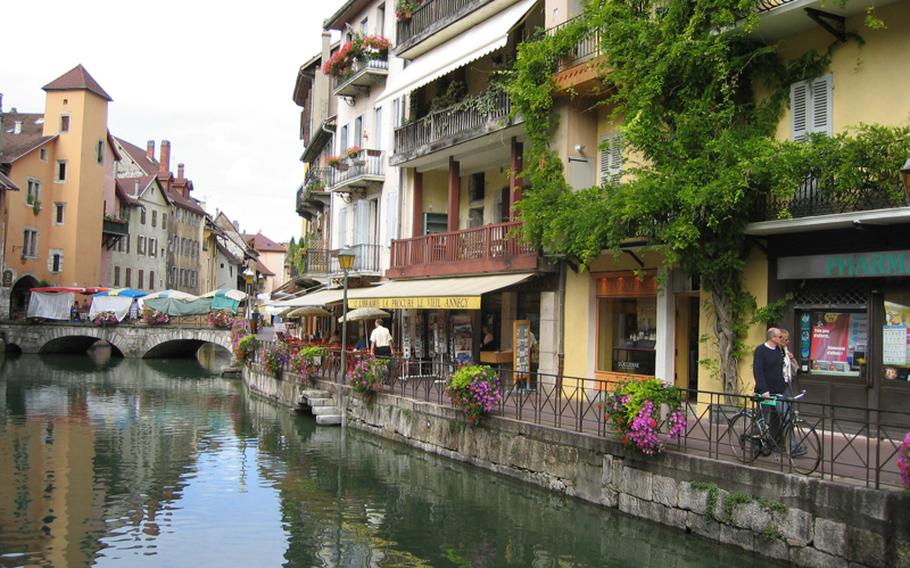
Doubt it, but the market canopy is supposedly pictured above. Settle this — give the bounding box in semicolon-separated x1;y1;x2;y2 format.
346;273;534;310
95;288;147;298
142;289;198;301
274;288;345;308
31;287;110;295
27;291;75;320
198;288;246;312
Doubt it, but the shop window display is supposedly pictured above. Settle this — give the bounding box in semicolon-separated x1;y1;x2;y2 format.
797;310;867;378
882;293;910;382
597;297;657;376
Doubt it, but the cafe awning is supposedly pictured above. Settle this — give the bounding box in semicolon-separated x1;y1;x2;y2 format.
346;273;534;310
276;288;345;308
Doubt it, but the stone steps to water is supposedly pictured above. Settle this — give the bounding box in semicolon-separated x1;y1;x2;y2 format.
300;390;342;427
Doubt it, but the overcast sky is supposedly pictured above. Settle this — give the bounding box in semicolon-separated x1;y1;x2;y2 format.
1;0;344;242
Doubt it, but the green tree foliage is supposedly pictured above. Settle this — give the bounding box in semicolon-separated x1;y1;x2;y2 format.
506;0;905;393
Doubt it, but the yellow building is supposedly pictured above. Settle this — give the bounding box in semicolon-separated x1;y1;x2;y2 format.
550;0;910;414
0;65;116;318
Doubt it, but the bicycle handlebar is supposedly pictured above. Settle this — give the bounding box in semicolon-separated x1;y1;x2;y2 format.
752;389;807;403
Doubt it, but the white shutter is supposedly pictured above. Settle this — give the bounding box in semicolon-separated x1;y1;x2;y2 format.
599;134;622;186
791;81;808;142
338;208;347;248
809;75;832;137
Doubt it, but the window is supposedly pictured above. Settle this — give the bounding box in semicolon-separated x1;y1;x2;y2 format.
114;266;121;287
377;3;385;34
149;271;155;289
393;97;406;128
791;75;833;141
138;270;144;290
26;179;40;206
125;268;132;287
118;235;125;253
179;268;185;286
599;134;622;185
595;273;658;377
797;309;866;378
22;229;38;258
138;235;147;255
140;208;146;225
162;213;167;230
354;116;363;148
152;210;157;227
54;203;65;225
171;266;177;285
149;237;157;257
48;251;62;273
39;148;47;161
374;106;383;150
340;124;349;152
55;160;67;183
96;140;104;164
60;114;70;133
125;234;131;254
360;16;368;34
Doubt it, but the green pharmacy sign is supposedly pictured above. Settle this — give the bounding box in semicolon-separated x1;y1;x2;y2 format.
778;250;910;279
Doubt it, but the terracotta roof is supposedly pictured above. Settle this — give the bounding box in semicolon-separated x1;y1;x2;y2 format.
114;136;159;176
0;170;18;190
43;64;113;101
243;232;288;252
116;175;164;205
166;188;207;216
114;179;139;206
0;111;56;163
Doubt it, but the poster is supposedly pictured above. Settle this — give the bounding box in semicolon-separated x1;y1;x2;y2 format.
414;312;425;359
452;314;472;366
810;312;850;373
513;319;531;378
401;311;412;360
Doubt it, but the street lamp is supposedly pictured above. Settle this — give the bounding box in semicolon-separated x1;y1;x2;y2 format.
243;268;255;321
338;247;356;385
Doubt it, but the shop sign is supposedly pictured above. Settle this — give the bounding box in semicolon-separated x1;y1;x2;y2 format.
779;250;910;279
349;296;481;310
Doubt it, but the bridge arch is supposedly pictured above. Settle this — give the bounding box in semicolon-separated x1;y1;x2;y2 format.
142;339;231;359
39;335;125;357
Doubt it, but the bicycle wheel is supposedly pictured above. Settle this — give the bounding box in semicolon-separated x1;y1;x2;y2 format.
787;422;821;475
728;413;760;464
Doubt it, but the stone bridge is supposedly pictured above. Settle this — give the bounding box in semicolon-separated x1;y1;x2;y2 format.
0;321;233;358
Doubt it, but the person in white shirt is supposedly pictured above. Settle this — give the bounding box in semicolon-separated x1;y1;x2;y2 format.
370;318;393;357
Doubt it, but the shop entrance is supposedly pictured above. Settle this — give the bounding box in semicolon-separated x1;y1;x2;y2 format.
674;294;700;396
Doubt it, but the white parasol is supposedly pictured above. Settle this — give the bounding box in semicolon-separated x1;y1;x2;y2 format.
338;307;390;323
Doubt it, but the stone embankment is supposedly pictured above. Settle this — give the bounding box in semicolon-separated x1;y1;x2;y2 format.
243;365;908;568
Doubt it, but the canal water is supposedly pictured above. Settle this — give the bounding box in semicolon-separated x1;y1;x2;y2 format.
0;352;782;567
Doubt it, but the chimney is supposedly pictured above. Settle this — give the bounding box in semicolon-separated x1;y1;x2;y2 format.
147;140;155;161
159;140;171;174
134;180;140;195
177;163;185;180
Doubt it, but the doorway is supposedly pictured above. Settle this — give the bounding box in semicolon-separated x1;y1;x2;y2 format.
675;294;700;396
10;274;39;320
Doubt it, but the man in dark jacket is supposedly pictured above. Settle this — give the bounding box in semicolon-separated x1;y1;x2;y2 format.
753;327;804;455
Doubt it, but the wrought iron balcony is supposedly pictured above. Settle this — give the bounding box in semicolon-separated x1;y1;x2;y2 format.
101;217;129;250
388;221;538;278
395;0;494;58
392;88;518;164
331;57;389;98
751;177;909;222
298;244;386;278
546;15;602;69
326;151;385;193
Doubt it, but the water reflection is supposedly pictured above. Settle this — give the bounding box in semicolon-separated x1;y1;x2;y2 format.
0;355;781;567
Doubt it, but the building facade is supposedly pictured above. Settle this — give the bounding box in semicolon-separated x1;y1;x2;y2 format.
107;175;169;291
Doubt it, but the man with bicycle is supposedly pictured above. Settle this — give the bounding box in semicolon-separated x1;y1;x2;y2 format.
753;328;806;456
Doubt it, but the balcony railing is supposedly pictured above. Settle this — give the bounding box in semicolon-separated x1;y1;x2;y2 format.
388;221;537;278
327;151;385;191
298;244;386;277
752;177;909;222
546;15;602;69
102;218;129;236
393;88;516;160
331;57;389;97
396;0;491;54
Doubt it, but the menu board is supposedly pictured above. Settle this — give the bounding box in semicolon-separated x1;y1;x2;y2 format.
513;320;531;381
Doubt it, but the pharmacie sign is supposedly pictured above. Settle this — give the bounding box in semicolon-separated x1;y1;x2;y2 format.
348;296;481;310
778;250;910;279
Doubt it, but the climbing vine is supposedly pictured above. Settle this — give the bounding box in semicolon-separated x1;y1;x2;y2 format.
506;0;904;394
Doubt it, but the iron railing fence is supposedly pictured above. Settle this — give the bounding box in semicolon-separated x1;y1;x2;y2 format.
293;244;385;275
331;57;389;95
396;0;489;48
545;15;602;69
252;343;910;489
326;151;385;189
394;87;514;155
389;220;535;270
752;177;908;222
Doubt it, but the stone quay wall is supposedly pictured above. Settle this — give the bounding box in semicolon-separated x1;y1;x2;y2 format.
243;365;908;568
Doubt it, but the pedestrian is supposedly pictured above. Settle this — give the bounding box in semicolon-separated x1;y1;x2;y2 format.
779;328;799;388
481;325;495;350
370;318;393;357
753;327;804;456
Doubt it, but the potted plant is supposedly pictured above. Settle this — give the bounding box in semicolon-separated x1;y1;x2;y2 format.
290;346;327;385
348;355;385;398
326;155;348;170
346;145;363;160
141;308;169;326
234;334;260;365
603;378;687;455
208;309;234;329
446;365;502;425
92;311;119;327
262;342;290;378
396;0;422;22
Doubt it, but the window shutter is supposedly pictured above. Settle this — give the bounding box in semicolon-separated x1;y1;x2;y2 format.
599;134;622;185
809;75;832;137
790;81;808;142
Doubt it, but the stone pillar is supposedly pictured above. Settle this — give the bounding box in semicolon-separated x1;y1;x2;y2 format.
509;137;523;220
447;157;460;233
655;268;677;382
538;291;559;381
412;169;423;237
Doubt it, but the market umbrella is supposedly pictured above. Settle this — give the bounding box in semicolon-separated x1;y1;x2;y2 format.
198;288;247;301
338;307;390;323
287;306;331;318
95;288;147;298
142;289;198;301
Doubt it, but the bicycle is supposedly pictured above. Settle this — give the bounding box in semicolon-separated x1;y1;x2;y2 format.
727;390;821;475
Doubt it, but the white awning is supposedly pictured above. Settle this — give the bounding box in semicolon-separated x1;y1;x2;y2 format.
375;0;537;105
346;273;534;310
273;289;345;308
